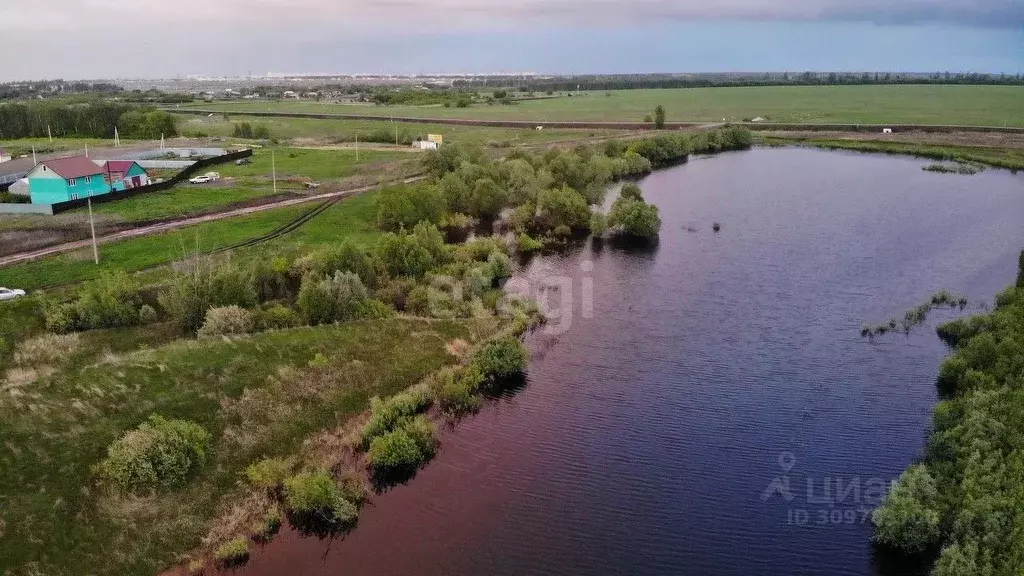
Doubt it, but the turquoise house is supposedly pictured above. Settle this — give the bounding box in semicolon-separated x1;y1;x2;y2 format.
27;156;110;204
102;160;150;192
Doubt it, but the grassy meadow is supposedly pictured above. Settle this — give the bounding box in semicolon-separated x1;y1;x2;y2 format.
179;84;1024;127
0;315;501;576
174;113;627;146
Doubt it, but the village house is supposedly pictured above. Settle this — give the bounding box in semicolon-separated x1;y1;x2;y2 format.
26;156;109;204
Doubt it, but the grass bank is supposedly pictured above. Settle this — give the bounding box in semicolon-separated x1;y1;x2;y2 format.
760;135;1024;171
0;316;500;576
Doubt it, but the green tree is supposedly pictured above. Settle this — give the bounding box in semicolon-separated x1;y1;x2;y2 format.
871;464;943;552
619;182;644;201
654;105;666;129
1016;250;1024;288
608;197;661;238
536;185;591;232
470;178;507;219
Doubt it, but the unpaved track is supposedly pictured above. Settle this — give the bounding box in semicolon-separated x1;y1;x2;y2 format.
0;175;424;268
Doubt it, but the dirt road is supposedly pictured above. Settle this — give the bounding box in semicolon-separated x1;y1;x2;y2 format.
0;175;424;268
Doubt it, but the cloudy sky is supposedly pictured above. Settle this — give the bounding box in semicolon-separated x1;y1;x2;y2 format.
2;0;1022;80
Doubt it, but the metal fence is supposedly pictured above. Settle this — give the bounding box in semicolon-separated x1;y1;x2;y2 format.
47;148;252;214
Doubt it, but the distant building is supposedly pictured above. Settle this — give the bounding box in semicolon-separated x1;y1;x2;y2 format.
26;156;109;204
415;140;439;150
0;148;11;163
102;160;150;191
882;128;893;134
8;178;29;196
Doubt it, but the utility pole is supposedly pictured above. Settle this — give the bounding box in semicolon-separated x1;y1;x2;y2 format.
355;133;359;162
84;143;88;158
47;125;53;143
87;190;99;264
271;151;277;195
31;145;37;165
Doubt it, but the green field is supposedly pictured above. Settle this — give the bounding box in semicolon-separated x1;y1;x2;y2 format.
76;185;296;223
177;85;1024;127
0;190;383;290
761;135;1024;171
174;113;627;146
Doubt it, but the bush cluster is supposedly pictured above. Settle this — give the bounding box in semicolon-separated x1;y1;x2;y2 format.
197;306;254;338
283;470;358;526
45;272;146;333
96;415;212;494
366;415;436;474
472;336;529;380
297;271;369;325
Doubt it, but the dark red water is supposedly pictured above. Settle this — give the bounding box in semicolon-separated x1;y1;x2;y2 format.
224;148;1024;576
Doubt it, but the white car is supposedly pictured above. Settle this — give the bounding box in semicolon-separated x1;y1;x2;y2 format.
0;288;26;301
189;175;212;184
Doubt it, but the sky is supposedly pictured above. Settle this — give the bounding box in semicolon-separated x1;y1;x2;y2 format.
1;0;1022;80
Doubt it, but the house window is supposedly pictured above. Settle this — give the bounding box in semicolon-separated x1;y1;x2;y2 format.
67;178;76;187
70;191;79;200
84;176;91;183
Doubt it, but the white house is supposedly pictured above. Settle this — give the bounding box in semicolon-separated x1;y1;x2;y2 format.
0;148;11;163
882;128;893;134
415;140;439;150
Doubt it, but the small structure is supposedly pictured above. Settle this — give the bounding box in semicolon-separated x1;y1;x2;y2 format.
0;148;11;163
26;156;109;204
8;178;29;196
416;140;439;150
102;160;150;191
882;128;893;134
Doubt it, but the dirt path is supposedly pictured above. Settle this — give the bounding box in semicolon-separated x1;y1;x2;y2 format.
0;175;425;268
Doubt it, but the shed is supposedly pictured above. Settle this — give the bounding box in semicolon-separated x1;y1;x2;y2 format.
102;160;150;191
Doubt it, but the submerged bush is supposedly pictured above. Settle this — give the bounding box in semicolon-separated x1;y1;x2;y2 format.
608;197;662;238
436;366;486;414
96;415;212;494
245;457;291;490
361;386;432;447
283;470;358;526
472;336;529;380
619;182;643;201
214;537;249;567
197;306;254;338
515;232;544;255
367;416;436;473
487;251;514;281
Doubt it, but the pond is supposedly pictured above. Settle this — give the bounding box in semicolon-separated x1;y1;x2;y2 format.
229;147;1024;576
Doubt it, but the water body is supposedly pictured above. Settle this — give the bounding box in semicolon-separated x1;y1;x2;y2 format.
231;148;1024;576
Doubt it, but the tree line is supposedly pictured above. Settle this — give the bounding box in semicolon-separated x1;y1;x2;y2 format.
0;100;178;140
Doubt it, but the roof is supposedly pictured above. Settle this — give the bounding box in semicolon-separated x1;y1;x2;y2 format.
38;156;103;179
103;160;144;174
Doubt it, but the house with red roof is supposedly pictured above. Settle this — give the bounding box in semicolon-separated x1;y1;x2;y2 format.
102;160;150;191
26;156;109;204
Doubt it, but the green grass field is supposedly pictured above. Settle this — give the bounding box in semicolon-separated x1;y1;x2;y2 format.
178;85;1024;127
174;113;626;146
0;190;383;290
75;185;297;223
0;315;500;576
760;135;1024;171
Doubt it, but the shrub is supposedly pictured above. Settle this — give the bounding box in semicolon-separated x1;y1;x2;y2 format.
214;537;249;567
367;417;436;473
589;212;608;236
251;257;292;301
516;233;544;255
44;302;79;334
209;266;257;309
486;251;513;281
608;197;662;238
138;304;158;324
361;386;432;447
1017;250;1024;288
354;299;396;320
96;415;212;494
619;182;643;201
297;271;368;325
472;336;529;380
469;178;508;218
404;285;432;316
245;457;290;490
436;367;486;414
251;504;282;541
197;306;253;338
463;235;509;261
252;304;303;331
375;231;436;279
536;185;590;233
374;278;418;311
375;183;447;230
283;470;358;525
872;464;943;552
75;271;143;330
159;266;212;333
